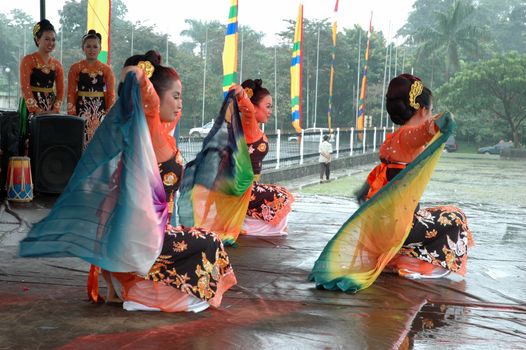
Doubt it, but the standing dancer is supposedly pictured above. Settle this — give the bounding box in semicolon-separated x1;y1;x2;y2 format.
19;19;64;154
67;29;115;147
20;51;236;312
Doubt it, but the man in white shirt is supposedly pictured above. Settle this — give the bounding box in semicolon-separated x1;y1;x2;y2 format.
319;135;332;183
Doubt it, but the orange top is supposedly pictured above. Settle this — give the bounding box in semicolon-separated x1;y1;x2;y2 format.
131;68;178;163
367;118;438;199
379;118;438;164
19;52;64;113
66;60;116;115
236;94;263;143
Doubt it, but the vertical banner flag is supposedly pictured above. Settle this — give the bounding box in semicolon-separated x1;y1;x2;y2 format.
290;3;303;133
222;0;239;96
357;12;373;123
87;0;111;64
327;0;339;131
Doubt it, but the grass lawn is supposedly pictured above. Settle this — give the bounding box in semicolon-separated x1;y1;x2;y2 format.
299;153;526;207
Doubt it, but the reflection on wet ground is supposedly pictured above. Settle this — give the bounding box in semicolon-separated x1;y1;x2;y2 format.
0;154;524;349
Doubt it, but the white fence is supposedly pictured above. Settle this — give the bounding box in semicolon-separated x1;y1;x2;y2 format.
179;127;394;169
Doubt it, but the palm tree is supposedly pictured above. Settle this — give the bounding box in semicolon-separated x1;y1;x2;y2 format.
180;19;209;59
413;0;488;79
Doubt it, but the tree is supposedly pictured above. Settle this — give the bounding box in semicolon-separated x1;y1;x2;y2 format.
412;0;488;80
438;52;526;146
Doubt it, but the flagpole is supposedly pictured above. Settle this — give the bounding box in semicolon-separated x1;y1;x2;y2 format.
306;57;309;128
274;46;278;131
355;30;361;127
165;34;169;65
239;28;244;83
380;41;388;128
313;25;320;128
201;26;208;127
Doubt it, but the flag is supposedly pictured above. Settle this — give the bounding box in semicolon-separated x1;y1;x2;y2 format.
327;0;339;131
87;0;111;63
309;113;455;292
222;0;239;96
290;4;303;133
357;13;373;122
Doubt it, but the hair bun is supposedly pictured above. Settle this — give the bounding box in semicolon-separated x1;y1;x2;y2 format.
144;50;162;67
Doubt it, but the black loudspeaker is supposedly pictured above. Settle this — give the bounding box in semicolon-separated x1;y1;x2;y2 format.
29;114;85;193
0;110;20;196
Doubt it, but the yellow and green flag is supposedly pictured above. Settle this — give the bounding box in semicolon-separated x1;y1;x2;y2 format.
290;4;303;133
222;0;239;96
327;0;339;131
87;0;111;63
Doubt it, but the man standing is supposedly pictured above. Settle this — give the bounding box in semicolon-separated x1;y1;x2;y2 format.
319;135;332;183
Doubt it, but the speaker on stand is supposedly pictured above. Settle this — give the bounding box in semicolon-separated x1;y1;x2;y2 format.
29;114;85;193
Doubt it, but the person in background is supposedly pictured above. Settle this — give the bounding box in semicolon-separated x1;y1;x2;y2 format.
319;134;332;183
19;19;64;154
67;29;115;148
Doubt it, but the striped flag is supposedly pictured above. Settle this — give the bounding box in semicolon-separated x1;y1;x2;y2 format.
87;0;111;63
357;12;373;122
222;0;239;96
327;0;339;131
290;4;303;133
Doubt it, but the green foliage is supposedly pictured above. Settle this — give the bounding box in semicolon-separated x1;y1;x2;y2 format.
437;52;526;146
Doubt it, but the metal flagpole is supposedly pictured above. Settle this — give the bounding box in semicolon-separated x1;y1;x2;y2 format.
239;28;244;83
201;26;208;127
166;34;169;65
380;41;388;128
313;26;320;128
306;58;309;128
355;30;361;127
274;46;278;131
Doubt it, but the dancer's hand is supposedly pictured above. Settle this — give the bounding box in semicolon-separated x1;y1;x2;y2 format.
228;84;245;98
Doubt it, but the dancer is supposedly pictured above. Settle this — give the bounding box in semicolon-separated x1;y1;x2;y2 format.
310;74;473;292
231;79;295;237
19;19;64;153
20;51;236;312
67;29;115;147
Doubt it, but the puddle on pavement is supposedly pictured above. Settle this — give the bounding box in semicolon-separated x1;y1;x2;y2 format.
402;302;526;349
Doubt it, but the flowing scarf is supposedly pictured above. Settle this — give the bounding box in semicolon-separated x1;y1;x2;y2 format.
309;112;455;292
19;73;167;275
178;91;254;245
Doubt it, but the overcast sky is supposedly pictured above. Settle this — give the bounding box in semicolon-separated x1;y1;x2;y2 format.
3;0;415;45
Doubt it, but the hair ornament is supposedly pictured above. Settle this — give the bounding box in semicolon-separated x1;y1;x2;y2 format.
137;60;155;79
409;80;423;110
33;23;41;38
244;87;253;99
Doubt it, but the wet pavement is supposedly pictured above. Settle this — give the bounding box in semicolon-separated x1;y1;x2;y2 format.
0;154;525;349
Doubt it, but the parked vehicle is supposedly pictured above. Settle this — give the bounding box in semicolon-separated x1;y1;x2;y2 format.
477;141;513;155
288;127;335;143
445;135;457;152
189;120;214;137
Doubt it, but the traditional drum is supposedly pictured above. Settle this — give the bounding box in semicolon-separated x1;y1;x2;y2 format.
6;156;33;202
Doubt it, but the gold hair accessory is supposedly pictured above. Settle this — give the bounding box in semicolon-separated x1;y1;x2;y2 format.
244;87;253;99
33;23;41;38
137;60;155;79
409;80;423;110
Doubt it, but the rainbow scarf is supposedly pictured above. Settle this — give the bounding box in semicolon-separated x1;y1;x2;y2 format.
178;91;254;245
19;73;167;275
309;112;455;292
